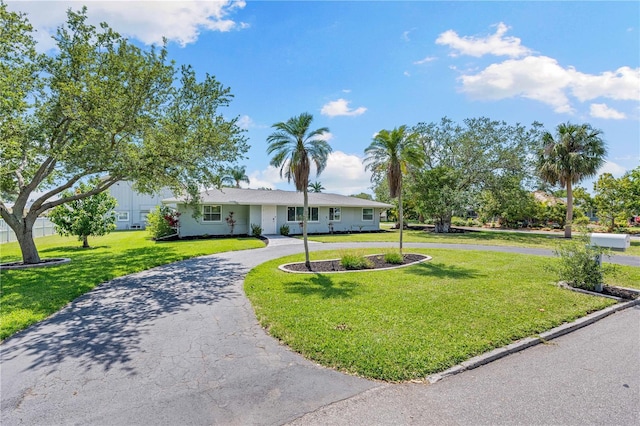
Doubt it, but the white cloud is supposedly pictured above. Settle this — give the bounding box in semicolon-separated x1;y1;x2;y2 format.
248;151;373;195
313;151;372;195
458;55;640;114
436;22;531;58
590;103;627;120
6;0;247;51
460;56;574;113
569;66;640;102
598;160;628;178
247;166;284;190
439;24;640;115
414;56;437;65
319;132;334;141
237;115;254;130
321;99;367;117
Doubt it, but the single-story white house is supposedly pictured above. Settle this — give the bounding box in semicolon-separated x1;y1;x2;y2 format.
109;181;175;230
163;188;393;236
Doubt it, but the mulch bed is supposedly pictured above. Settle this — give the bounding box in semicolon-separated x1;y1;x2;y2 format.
1;258;70;270
602;285;639;300
282;253;428;273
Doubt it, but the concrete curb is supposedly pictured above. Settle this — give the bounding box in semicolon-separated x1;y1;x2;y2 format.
427;298;640;384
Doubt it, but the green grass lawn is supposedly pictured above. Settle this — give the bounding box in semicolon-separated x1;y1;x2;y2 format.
305;226;640;257
245;248;638;382
0;231;264;340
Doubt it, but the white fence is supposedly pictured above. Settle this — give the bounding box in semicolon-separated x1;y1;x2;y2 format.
0;217;56;243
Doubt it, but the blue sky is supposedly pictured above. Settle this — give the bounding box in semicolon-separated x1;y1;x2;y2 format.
8;0;640;195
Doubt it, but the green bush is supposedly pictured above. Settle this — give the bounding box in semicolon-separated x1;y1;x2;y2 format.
573;216;591;226
341;252;373;270
384;251;404;264
279;224;290;236
451;216;467;226
550;234;612;291
147;205;180;240
251;223;262;237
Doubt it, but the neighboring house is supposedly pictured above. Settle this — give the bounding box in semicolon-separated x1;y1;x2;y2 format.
163;188;392;237
109;181;175;230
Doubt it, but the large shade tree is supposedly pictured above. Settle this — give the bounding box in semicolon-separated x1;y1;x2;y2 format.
364;125;423;253
410;117;541;233
537;122;607;238
0;6;247;263
266;113;331;269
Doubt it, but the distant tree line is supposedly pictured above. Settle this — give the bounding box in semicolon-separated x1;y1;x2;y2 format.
368;118;637;235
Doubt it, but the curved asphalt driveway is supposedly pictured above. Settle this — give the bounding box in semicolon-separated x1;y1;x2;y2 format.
1;239;638;425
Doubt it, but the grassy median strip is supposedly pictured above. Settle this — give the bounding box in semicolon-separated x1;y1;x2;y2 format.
0;231;264;340
245;248;638;382
305;228;640;257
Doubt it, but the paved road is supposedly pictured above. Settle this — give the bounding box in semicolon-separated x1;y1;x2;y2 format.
1;238;638;425
290;305;640;426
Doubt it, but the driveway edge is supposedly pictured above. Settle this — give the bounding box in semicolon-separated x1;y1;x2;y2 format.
427;298;640;384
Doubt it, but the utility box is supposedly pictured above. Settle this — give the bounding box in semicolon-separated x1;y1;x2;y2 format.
590;233;631;251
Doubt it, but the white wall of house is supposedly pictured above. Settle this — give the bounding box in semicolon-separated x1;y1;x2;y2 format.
177;204;251;237
275;205;382;234
175;203;384;237
109;181;174;230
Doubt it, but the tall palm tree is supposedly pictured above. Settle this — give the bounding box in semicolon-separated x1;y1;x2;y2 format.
267;113;332;269
537;122;607;238
308;181;325;193
224;165;250;188
364;125;423;254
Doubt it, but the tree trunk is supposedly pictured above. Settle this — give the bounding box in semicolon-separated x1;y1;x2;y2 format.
434;215;452;233
1;209;41;264
434;221;450;233
15;223;41;264
398;183;403;255
565;181;573;239
82;235;90;248
303;189;311;270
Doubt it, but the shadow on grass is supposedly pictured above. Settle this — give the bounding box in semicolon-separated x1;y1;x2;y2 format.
284;274;359;299
407;261;481;279
40;245;111;253
413;229;559;244
1;255;247;375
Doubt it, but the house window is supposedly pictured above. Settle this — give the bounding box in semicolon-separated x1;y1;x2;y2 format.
287;207;319;222
140;210;150;222
116;211;129;222
362;208;374;221
329;207;341;221
203;205;222;222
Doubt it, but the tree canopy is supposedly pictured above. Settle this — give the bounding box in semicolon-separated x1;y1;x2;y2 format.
0;5;248;263
409;117;541;232
48;178;117;248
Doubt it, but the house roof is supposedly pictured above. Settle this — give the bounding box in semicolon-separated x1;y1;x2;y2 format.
163;188;393;208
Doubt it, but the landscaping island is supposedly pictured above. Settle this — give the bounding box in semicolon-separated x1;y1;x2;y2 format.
281;253;429;273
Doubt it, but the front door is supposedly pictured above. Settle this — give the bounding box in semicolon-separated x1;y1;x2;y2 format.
261;205;277;234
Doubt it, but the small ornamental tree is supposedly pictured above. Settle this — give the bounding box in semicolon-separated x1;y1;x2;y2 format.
48;179;117;248
146;205;180;240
